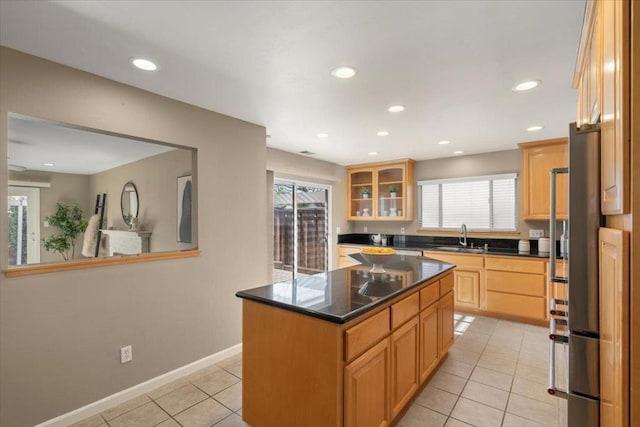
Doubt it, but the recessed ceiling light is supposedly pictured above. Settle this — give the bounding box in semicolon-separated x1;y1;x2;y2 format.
368;151;378;156
438;140;451;145
131;58;158;71
388;105;405;113
512;80;541;91
453;151;464;155
377;131;389;136
317;133;329;138
331;66;356;79
43;162;54;166
527;125;543;131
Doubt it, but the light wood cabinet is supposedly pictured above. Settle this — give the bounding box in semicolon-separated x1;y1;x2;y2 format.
519;138;568;220
345;338;391;427
453;270;481;309
339;245;361;268
600;0;630;215
599;227;629;427
347;159;415;221
576;1;601;127
419;303;439;383
439;290;455;354
390;316;420;419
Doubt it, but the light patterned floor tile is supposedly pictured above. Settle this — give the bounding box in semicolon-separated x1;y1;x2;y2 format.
70;413;106;427
502;413;545;426
514;363;548;385
156;419;181;427
428;371;468;395
397;404;447;427
439;358;475;379
147;378;189;400
461;380;509;410
108;402;169;427
101;394;151;421
214;413;248;426
444;418;474;427
413;385;458;416
469;366;513;391
506;393;559;426
188;366;241;396
216;353;243;379
511;377;558;406
476;353;517;375
154;383;208;416
450;397;503;427
174;398;232;427
213;382;242;412
448;347;482;365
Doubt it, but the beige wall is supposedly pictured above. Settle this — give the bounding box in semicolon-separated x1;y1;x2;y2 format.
266;148;351;269
0;47;268;426
90;148;194;253
350;149;553;239
10;170;91;263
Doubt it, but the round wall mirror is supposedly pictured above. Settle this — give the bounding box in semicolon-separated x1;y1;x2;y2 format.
121;181;139;226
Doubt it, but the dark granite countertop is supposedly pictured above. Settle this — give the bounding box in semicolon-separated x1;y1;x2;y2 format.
338;234;563;259
236;253;454;324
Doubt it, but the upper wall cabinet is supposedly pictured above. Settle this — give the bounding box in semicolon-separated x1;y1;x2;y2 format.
519;138;568;220
347;159;415;221
574;0;630;215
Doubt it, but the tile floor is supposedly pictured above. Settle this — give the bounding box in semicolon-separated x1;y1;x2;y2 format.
74;313;566;427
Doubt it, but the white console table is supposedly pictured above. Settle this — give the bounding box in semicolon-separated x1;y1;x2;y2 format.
100;230;152;256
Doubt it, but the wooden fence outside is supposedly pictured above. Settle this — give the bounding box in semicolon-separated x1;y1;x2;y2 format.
273;207;327;275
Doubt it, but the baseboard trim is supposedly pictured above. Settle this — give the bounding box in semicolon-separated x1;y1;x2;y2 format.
35;343;242;427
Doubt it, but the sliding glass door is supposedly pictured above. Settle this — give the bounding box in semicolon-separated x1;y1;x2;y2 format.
273;180;330;282
8;186;40;265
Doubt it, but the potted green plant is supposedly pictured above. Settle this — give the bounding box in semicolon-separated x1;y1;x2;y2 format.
389;185;398;198
41;203;88;261
361;187;371;199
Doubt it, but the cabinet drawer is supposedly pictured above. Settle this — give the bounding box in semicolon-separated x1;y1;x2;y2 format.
486;271;546;297
486;256;545;274
391;292;420;330
422;252;484;268
486;291;546;320
439;273;454;296
420;281;439;310
339;246;362;257
345;309;390;362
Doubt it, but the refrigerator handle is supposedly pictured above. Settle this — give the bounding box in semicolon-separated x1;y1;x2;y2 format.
549;167;568;282
548;298;568;398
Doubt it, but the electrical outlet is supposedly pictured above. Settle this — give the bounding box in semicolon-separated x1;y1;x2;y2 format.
529;229;544;238
336;226;341;235
400;227;406;234
364;226;368;233
120;345;132;364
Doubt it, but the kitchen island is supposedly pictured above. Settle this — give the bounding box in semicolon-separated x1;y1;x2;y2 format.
236;253;455;427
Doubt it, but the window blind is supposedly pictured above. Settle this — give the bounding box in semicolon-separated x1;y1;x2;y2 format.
418;173;517;231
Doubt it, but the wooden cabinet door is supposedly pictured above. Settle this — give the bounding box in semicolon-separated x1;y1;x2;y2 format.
390;316;419;419
439;291;455;355
599;227;629;427
419;303;439;384
454;270;480;309
520;139;568;220
600;0;630;214
345;338;391;427
348;167;375;219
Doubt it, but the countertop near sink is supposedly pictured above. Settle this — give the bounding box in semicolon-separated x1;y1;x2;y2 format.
338;233;563;259
236;253;454;324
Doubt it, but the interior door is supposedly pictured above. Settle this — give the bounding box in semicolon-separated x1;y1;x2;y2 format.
8;186;40;265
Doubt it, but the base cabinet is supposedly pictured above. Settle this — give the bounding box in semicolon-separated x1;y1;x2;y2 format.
439;291;455;354
419;303;439;383
345;339;391;427
390;316;420;419
453;270;481;309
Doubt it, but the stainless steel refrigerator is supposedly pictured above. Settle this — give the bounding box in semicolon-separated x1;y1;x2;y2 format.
548;122;602;427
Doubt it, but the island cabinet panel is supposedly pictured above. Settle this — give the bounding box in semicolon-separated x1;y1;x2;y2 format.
420;281;440;309
345;338;391;427
419;303;440;384
242;300;343;427
390;316;420;419
391;292;419;330
439;273;454;295
345;309;390;362
439;291;455;354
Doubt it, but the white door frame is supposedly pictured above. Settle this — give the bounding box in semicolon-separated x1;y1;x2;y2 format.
8;186;41;264
274;178;333;275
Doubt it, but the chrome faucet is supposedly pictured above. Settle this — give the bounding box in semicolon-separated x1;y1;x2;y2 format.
459;224;467;247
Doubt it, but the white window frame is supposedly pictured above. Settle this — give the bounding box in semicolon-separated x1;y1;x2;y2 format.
418;173;518;232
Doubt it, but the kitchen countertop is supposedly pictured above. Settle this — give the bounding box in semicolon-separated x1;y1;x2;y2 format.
339;242;556;259
236;253;454;324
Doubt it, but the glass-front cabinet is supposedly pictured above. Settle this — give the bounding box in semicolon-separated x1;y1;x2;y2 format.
347;159;415;221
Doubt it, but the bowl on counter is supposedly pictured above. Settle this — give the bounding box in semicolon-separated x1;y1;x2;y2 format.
361;247;396;273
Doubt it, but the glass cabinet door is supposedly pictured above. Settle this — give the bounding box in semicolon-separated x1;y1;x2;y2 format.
349;169;374;218
376;166;404;218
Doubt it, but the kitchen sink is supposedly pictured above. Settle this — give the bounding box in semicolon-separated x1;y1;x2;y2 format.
433;246;485;254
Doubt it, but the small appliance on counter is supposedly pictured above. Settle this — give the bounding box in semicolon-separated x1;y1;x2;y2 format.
518;239;530;254
538;237;550;254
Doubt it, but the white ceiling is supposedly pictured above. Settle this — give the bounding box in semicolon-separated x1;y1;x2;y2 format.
8;115;175;175
0;1;585;165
